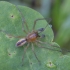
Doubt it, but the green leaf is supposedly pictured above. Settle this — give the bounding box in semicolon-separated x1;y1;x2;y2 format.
0;1;70;70
56;54;70;70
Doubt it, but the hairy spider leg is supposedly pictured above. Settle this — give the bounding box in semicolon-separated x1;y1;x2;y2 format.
36;40;60;48
16;6;30;33
0;30;24;38
31;43;41;65
22;43;29;66
33;18;51;32
36;40;62;52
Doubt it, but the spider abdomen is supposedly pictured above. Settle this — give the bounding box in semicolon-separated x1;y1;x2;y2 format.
16;38;27;47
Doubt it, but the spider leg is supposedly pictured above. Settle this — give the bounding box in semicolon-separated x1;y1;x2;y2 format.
0;30;24;38
36;40;62;52
36;40;60;48
35;41;62;52
33;18;51;31
22;43;29;66
16;6;30;33
23;20;30;32
31;43;41;65
22;23;28;34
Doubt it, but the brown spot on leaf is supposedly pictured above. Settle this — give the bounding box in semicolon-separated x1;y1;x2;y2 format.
9;53;11;56
11;15;14;18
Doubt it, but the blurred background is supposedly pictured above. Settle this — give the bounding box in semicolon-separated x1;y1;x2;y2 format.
0;0;70;51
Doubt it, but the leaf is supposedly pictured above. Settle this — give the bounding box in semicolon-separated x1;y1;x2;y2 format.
0;1;70;70
56;54;70;70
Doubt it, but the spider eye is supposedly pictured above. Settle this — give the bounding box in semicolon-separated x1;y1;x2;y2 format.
41;34;45;38
38;28;44;32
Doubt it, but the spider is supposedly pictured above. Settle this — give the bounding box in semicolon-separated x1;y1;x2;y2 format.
0;18;61;65
0;7;61;66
